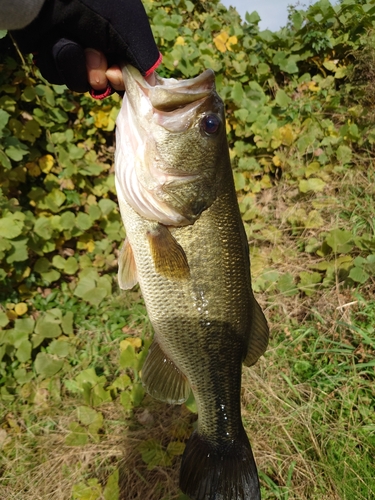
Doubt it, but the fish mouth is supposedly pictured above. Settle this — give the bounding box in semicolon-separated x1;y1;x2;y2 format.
124;65;216;111
123;66;216;132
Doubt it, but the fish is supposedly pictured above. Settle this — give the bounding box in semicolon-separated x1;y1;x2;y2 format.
114;65;269;500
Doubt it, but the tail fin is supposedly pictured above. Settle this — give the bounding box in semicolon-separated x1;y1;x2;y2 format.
179;429;261;500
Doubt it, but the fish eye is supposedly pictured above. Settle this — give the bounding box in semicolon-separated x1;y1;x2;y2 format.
200;114;221;135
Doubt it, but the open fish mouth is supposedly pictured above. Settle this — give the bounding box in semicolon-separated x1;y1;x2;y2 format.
126;66;216;110
122;66;217;132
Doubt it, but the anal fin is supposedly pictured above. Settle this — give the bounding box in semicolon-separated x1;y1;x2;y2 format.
118;237;138;290
147;224;190;280
244;298;269;367
141;340;190;404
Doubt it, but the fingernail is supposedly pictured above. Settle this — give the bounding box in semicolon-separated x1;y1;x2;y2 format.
85;49;102;69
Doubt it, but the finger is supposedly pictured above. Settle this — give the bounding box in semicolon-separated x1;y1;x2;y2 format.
105;65;125;91
85;49;108;90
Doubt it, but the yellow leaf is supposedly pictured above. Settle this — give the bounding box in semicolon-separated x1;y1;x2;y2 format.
305;161;320;178
87;194;97;205
14;302;28;316
6;310;17;321
91;109;115;130
26;161;41;177
120;338;142;350
214;31;229;53
174;36;185;46
260;175;272;189
226;35;238;51
279;124;295;146
39;154;55;174
22;267;31;279
60;178;75;190
273;155;281;167
86;240;95;253
308;82;320;92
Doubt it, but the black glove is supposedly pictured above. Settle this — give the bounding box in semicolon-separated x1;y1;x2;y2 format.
10;0;161;94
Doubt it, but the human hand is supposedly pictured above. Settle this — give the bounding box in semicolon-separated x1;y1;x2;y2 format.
10;0;161;97
85;49;125;97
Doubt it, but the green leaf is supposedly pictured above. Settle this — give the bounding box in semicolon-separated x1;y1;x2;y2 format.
167;441;186;456
299;178;326;193
34;217;53;239
138;439;172;470
81;287;108;306
5;144;28;161
34;316;62;339
16;340;32;363
119;345;139;371
52;255;66;269
0;149;12;169
0;109;10;129
34;352;64;377
64;256;78;275
231;82;244;105
336;145;352;164
103;469;119;500
14;317;35;334
325;229;353;253
6;239;29;263
298;271;322;296
130;382;145;407
60;211;76;229
245;11;261;24
0;214;24;239
120;391;132;410
65;422;90;446
61;311;74;335
277;273;298;296
75;212;92;231
0;312;9;328
98;198;116;216
48;340;70;357
275;89;291;107
348;266;369;284
34;257;50;274
77;406;102;426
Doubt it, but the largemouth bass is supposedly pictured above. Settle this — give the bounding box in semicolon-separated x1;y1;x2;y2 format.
115;65;269;500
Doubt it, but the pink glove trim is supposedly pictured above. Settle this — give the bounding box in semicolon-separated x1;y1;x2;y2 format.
145;52;162;77
90;84;114;99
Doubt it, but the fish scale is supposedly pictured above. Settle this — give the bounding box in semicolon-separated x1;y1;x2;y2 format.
115;65;269;500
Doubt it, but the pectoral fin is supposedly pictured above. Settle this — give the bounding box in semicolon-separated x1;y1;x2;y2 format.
147;224;190;280
244;298;269;367
118;237;138;290
141;340;190;404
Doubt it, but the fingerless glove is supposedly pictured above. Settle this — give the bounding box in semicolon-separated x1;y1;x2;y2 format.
11;0;161;93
